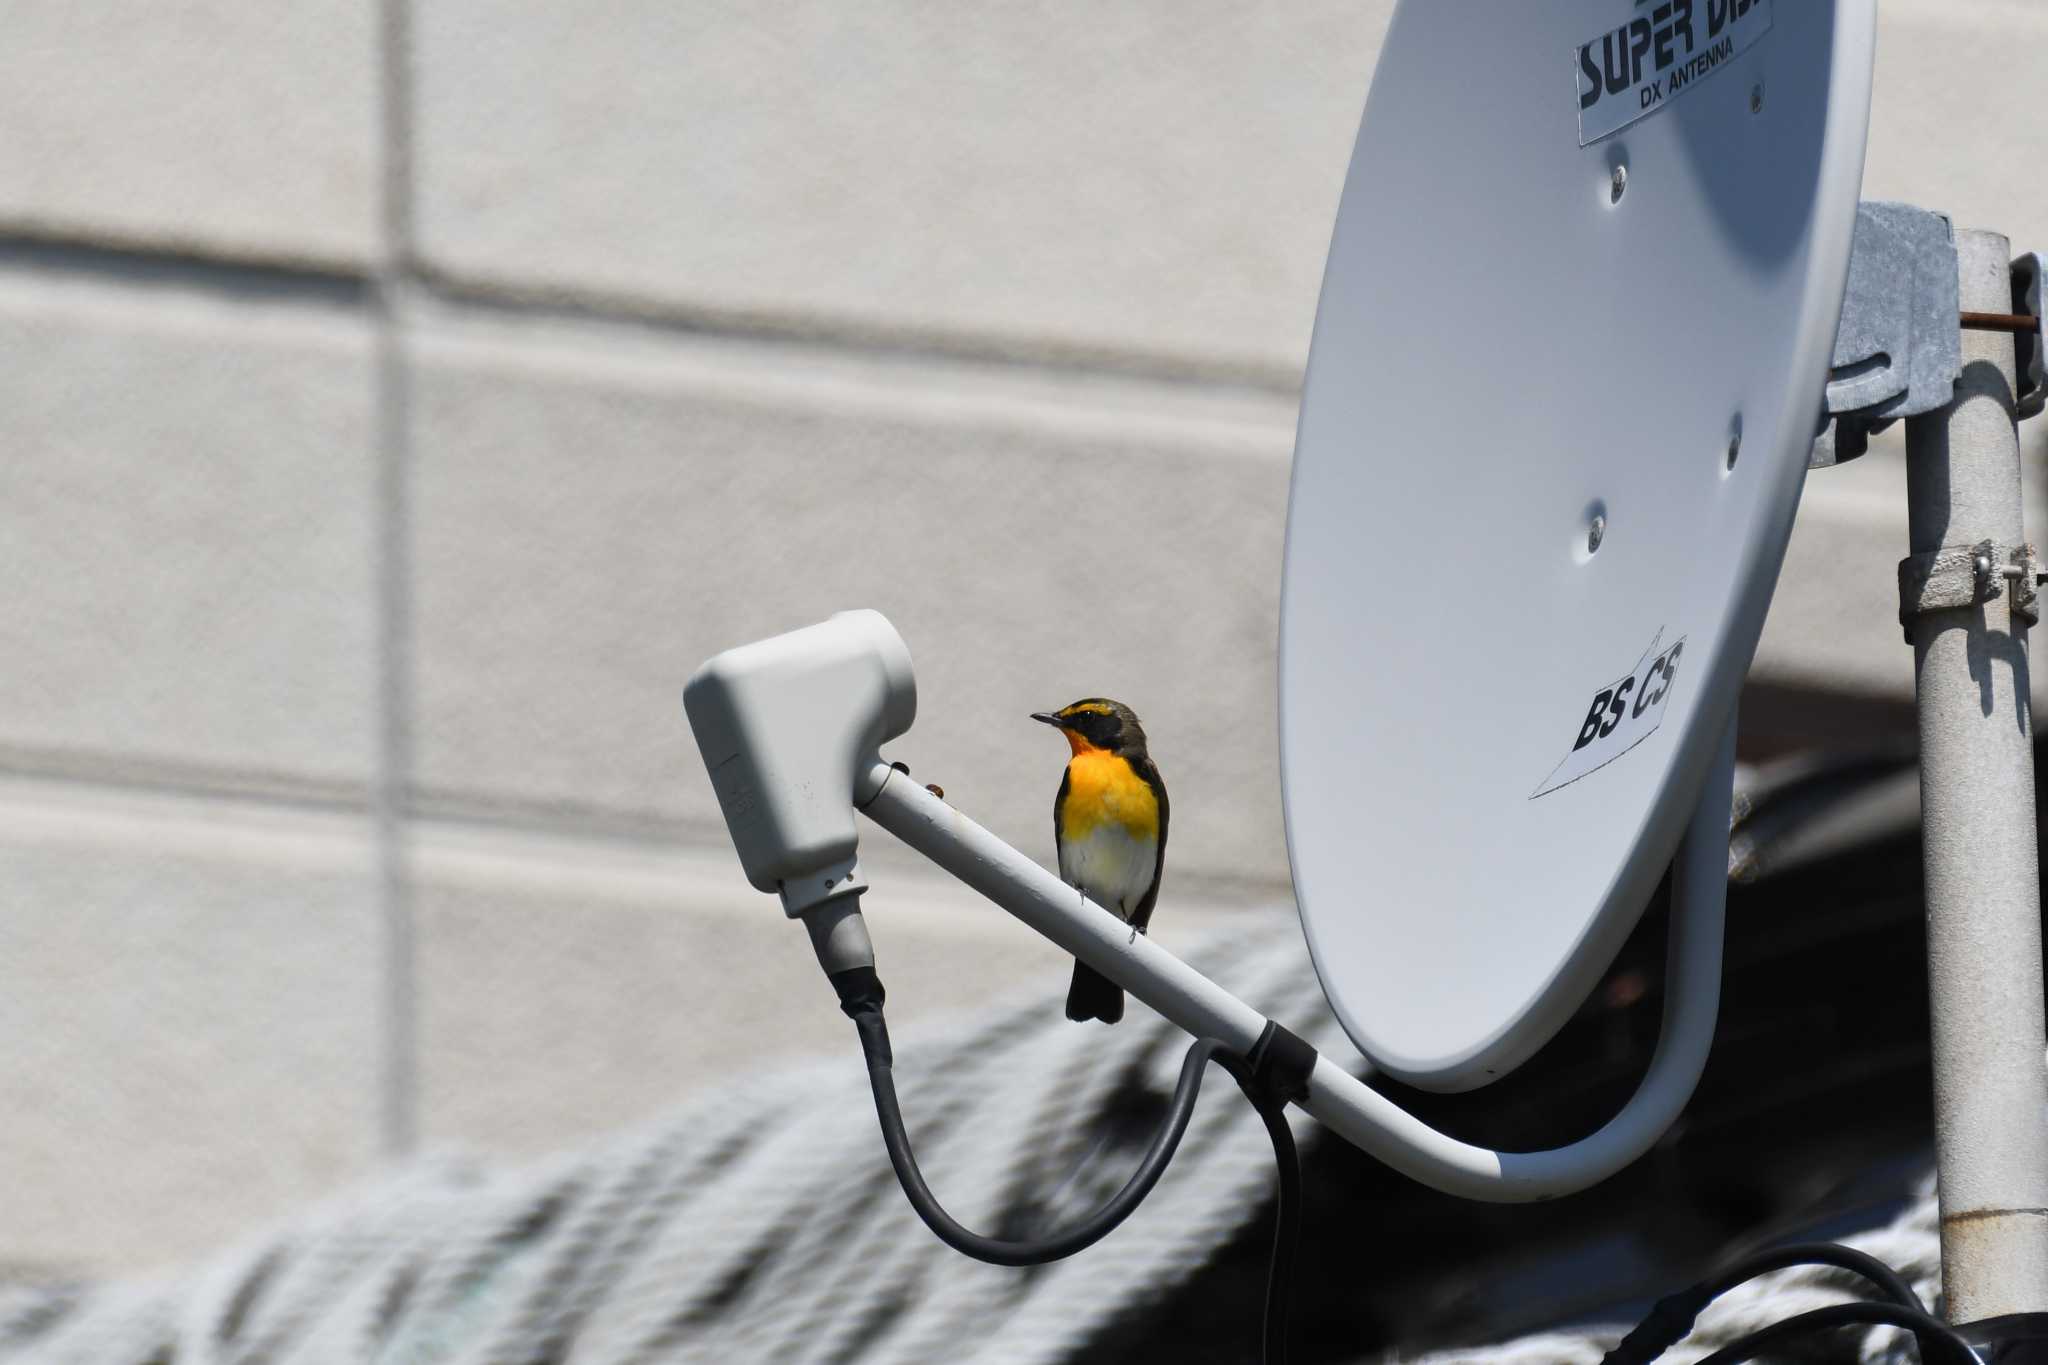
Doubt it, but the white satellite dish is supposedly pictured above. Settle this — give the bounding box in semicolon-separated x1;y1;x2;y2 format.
1280;0;1875;1091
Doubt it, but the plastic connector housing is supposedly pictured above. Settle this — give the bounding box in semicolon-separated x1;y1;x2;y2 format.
684;610;917;915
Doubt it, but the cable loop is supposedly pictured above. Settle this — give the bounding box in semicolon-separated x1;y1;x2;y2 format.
839;978;1303;1363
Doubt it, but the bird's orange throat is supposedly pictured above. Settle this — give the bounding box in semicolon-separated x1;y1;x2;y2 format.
1060;750;1160;843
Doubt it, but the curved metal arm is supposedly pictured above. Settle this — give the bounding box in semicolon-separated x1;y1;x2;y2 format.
855;716;1734;1204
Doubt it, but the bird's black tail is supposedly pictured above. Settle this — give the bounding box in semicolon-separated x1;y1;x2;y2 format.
1065;961;1125;1024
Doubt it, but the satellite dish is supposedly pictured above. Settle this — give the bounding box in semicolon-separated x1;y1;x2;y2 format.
1281;0;1874;1091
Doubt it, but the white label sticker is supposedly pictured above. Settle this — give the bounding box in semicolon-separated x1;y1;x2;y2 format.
1574;0;1773;146
1532;631;1686;798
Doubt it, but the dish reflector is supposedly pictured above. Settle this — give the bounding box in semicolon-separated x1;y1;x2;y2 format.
1281;0;1874;1091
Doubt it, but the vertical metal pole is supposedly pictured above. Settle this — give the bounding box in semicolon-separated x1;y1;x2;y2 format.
1906;227;2048;1323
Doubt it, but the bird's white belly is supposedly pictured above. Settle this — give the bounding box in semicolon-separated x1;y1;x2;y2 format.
1059;823;1156;920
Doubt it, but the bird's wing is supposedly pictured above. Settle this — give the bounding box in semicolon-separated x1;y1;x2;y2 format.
1053;763;1074;883
1130;754;1168;933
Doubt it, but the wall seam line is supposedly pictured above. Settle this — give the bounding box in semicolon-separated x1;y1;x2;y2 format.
374;0;419;1158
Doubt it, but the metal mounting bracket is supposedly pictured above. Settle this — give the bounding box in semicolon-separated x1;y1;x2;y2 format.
1897;538;2041;642
2015;251;2044;421
1813;209;2045;465
1813;202;1961;468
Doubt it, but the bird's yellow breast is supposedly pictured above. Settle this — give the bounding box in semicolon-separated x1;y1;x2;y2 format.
1060;750;1160;843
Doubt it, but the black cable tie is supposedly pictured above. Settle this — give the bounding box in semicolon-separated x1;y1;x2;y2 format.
1245;1021;1318;1108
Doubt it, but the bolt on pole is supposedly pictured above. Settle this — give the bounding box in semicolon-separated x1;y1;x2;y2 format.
1905;226;2048;1324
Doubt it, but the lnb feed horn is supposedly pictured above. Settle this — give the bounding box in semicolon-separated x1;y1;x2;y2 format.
683;609;916;916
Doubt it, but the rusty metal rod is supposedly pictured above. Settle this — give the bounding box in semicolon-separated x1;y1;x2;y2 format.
1960;311;2038;333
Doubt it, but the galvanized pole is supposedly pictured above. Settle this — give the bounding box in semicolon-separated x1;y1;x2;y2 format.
1906;226;2048;1324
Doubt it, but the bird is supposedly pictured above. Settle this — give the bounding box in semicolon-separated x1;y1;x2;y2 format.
1030;699;1169;1025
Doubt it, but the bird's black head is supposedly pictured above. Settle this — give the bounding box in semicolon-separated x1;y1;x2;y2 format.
1031;698;1148;756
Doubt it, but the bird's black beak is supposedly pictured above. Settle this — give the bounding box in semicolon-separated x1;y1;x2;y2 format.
1030;712;1063;728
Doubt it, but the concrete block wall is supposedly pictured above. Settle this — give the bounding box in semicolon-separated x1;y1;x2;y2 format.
2;1;2042;1275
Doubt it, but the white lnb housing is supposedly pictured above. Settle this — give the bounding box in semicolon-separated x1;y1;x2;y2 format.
683;610;916;915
